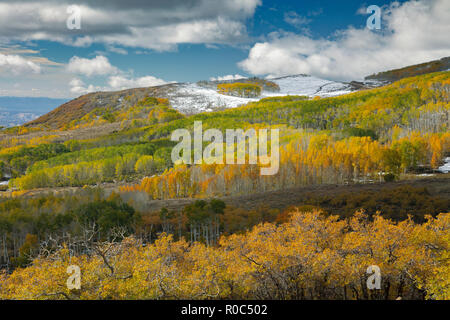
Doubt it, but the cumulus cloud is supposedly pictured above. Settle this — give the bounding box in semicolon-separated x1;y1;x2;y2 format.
108;75;173;90
68;78;99;94
239;0;450;80
0;0;261;50
210;74;246;81
67;55;118;76
66;53;174;96
68;74;173;96
0;53;41;75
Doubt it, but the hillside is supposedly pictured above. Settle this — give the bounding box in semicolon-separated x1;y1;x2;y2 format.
0;70;447;194
23;85;177;130
24;75;354;130
26;57;450;131
365;56;450;82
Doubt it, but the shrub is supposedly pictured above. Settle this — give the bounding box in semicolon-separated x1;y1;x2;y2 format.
384;173;396;182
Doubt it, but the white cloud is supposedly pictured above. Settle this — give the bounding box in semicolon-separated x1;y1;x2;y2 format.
284;11;311;28
69;78;101;94
69;78;95;94
100;17;248;51
0;53;41;75
69;78;84;87
68;74;173;96
210;74;246;81
0;0;261;51
67;55;118;76
239;0;450;80
108;75;173;90
106;46;128;55
66;55;174;96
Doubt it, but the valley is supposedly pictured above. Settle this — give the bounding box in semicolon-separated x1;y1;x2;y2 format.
0;0;449;303
0;61;449;301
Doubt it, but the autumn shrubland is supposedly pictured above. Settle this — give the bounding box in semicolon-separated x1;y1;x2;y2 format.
0;181;449;300
0;209;448;300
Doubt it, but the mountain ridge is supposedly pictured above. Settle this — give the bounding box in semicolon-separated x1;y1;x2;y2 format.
13;57;450;130
24;74;355;129
365;56;450;82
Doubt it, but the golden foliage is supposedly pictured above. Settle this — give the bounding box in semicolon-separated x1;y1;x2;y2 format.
1;210;448;300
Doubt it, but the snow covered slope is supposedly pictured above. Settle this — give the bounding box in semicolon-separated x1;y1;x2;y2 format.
166;83;258;113
268;75;352;97
166;75;353;114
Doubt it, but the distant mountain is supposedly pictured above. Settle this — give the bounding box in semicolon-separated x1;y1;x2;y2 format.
0;97;68;127
26;75;353;129
365;57;450;82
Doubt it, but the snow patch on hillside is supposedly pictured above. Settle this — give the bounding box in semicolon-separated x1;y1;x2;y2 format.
167;75;353;114
268;75;351;97
167;83;260;113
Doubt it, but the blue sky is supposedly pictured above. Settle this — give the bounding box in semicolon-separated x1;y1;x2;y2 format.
0;0;448;98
